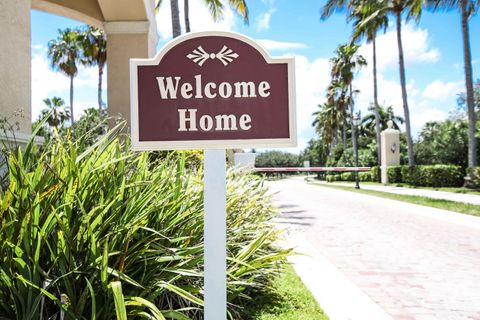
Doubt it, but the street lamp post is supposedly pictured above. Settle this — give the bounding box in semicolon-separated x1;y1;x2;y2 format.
352;117;360;189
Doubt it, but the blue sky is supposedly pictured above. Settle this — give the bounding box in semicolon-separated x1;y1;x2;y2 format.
31;0;480;152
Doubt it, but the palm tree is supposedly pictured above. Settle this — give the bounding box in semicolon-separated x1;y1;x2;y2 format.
156;0;249;38
80;26;107;111
326;78;350;149
351;0;389;164
322;0;422;166
313;102;343;147
41;97;70;130
48;28;82;125
390;0;423;166
360;104;404;137
427;0;478;168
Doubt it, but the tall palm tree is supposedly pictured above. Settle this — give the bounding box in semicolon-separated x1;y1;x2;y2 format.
41;97;70;130
390;0;423;166
156;0;249;38
322;0;422;166
326;78;350;149
427;0;478;167
80;26;107;111
351;0;389;164
48;28;82;125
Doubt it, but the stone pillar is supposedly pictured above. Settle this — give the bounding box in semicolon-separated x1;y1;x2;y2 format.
104;21;158;128
0;0;32;135
380;120;400;184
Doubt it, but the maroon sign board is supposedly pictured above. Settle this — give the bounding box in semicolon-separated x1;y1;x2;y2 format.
130;31;296;150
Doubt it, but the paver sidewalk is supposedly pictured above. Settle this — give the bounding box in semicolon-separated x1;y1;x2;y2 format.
269;177;480;320
319;180;480;205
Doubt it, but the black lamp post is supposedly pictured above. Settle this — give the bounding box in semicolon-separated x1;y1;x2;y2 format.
352;116;360;189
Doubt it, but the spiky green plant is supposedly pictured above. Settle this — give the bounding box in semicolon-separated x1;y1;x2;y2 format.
0;122;290;319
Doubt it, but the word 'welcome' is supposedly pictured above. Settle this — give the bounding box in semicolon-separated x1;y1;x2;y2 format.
156;75;271;132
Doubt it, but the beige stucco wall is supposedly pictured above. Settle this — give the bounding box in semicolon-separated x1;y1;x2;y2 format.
106;32;150;126
0;0;32;134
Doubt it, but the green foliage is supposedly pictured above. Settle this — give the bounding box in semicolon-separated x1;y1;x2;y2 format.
71;108;108;146
299;139;328;166
255;151;300;168
340;172;355;181
387;166;402;184
0;124;290;319
240;264;328;320
359;171;372;182
466;167;480;188
415;118;470;167
401;165;465;187
371;166;381;183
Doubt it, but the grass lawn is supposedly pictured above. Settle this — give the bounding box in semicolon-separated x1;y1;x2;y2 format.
241;264;329;320
330;181;480;195
314;183;480;217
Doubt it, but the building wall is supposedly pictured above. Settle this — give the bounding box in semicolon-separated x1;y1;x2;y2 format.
0;0;32;134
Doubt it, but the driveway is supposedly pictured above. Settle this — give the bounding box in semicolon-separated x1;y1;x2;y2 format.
268;177;480;320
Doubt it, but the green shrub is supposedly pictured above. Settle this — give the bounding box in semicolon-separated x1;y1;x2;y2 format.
401;165;464;187
371;166;381;182
326;175;335;182
340;172;355;181
359;172;372;182
387;166;403;183
466;167;480;189
0;124;290;319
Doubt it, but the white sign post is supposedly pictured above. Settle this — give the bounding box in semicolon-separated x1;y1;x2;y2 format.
204;149;227;319
130;31;296;320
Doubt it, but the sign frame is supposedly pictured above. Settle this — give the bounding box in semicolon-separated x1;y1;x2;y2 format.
129;31;297;151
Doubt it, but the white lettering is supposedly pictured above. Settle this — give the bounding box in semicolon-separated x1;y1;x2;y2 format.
156;76;180;99
215;114;238;131
239;114;252;130
258;81;271;98
194;74;203;98
180;83;193;99
178;109;198;131
219;82;232;98
205;82;217;99
234;82;257;98
199;115;214;131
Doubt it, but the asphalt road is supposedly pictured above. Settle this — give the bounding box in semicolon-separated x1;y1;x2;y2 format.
268;177;480;320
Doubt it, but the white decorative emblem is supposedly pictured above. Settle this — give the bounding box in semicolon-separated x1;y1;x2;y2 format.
187;45;239;67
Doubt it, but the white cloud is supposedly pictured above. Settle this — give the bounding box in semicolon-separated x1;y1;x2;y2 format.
257;39;307;51
358;22;440;72
156;0;237;41
291;55;331;151
422;80;464;101
31;47;100;121
257;8;276;31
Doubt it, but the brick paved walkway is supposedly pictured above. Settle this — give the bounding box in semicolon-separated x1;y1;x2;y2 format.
270;177;480;320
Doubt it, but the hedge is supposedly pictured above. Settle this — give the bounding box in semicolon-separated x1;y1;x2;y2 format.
340;172;355;181
467;167;480;188
400;165;464;187
387;166;402;184
371;166;381;183
359;171;372;182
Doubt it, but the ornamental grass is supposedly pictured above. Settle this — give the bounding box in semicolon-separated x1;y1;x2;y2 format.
0;122;290;319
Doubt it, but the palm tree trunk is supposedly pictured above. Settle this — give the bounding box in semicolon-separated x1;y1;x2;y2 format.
373;35;382;165
395;11;414;165
70;75;75;125
461;0;477;167
170;0;181;38
184;0;191;33
342;115;347;150
98;63;103;111
350;84;360;187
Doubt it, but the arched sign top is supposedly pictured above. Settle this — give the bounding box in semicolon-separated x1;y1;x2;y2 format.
139;31;286;67
130;31;297;150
